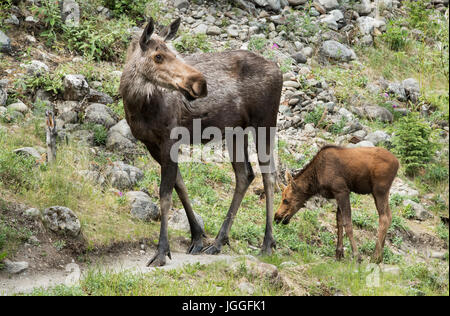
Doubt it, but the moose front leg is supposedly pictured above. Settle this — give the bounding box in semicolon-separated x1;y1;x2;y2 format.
147;159;178;267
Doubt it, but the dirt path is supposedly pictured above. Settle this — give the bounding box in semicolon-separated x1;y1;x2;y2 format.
0;252;236;295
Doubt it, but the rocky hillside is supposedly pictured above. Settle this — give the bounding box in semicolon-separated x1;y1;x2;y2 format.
0;0;449;296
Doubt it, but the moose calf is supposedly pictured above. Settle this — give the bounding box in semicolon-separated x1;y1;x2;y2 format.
274;145;399;263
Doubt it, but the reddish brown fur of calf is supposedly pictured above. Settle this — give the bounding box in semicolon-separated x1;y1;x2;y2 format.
275;145;399;263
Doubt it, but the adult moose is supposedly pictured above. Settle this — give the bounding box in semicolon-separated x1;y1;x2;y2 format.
120;18;282;266
274;146;399;263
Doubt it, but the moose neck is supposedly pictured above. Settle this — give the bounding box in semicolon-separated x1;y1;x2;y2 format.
295;163;319;197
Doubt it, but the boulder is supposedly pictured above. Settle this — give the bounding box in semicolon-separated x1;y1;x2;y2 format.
106;119;138;152
105;161;144;190
168;208;205;233
42;206;81;237
357;16;386;35
174;0;190;10
126;191;160;221
61;0;80;26
84;103;117;129
362;105;393;123
403;200;433;221
365;130;390;145
24;60;49;76
317;0;339;11
319;40;356;62
0;30;11;53
7;102;28;113
3;260;29;274
13;147;41;160
63;75;89;101
402;78;420;103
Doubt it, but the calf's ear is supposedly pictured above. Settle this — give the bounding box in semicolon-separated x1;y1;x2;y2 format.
140;18;155;51
284;170;293;184
162;18;181;41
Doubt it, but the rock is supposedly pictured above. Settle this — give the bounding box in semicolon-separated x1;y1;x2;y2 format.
355;0;372;15
403;200;433;221
291;52;307;64
24;208;41;218
71;129;94;146
365;130;390;145
319;40;356;62
283;80;300;88
280;261;297;268
430;251;447;260
3;260;29;274
357;16;386;35
387;82;407;102
231;258;279;280
206;26;222;36
63;75;90;101
168;208;205;233
288;0;307;5
0;86;7;107
362;105;393;123
105;161;144;190
79;169;105;186
402;78;420;103
320;9;344;30
317;0;339;11
87;89;114;105
126;191;160;221
252;0;282;11
84;103;117;129
43;206;81;237
174;0;190;10
5;14;20;26
0;30;11;53
338;107;354;121
227;25;240;38
302;46;314;58
24;60;49;76
0;106;6;117
193;23;208;35
13;147;41;160
61;0;80;26
350;140;375;148
25;16;39;24
390;178;419;198
106;119;138;152
7;102;28;113
238;282;255;294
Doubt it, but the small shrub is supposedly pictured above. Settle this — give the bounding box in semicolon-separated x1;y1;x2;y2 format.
174;33;212;54
92;125;108;146
248;36;267;52
392;113;438;176
401;204;416;219
382;22;409;51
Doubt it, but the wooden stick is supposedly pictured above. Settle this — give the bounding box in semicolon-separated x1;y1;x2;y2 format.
45;108;57;163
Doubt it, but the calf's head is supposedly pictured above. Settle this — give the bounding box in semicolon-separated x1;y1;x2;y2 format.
137;17;207;101
274;172;308;225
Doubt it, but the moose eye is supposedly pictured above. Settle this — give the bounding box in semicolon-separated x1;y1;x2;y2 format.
154;54;163;63
283;199;289;205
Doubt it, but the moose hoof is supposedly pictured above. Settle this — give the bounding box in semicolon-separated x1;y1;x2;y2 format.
336;249;344;261
147;250;171;267
203;244;221;255
187;240;204;255
260;239;276;256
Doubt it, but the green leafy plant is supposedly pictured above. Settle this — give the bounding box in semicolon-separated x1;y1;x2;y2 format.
382;21;409;51
392;113;438;176
174;33;212;54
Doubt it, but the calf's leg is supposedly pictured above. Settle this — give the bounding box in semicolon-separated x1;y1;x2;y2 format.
336;206;344;260
335;193;361;262
373;191;392;264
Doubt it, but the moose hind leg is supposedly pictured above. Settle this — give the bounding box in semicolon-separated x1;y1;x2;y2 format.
175;169;206;255
260;171;277;255
336;206;344;260
372;191;392;264
336;192;361;262
203;161;254;255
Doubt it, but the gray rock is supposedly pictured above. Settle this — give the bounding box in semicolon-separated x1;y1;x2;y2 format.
25;16;39;24
365;130;390;145
3;260;29;274
87;89;114;105
168;208;205;233
283;80;300;88
207;26;222;36
231;259;279;280
320;9;344;30
320;40;356;62
0;86;7;107
7;102;28;113
288;0;307;5
5;14;20;26
291;52;307;64
0;106;6;116
227;25;240;38
24;208;41;218
357;16;386;35
390;178;419;198
63;75;89;101
362;105;393;123
402;78;420;103
350;140;375;148
13;147;41;160
403;200;433;221
0;30;11;53
106;119;138;152
71;129;94;146
84;103;117;129
193;23;208;35
355;0;372;15
61;0;80;26
338;107;354;121
252;0;282;11
24;60;49;76
174;0;190;10
317;0;339;11
302;46;314;58
387;82;407;101
43;206;81;237
126;191;160;221
105;161;144;190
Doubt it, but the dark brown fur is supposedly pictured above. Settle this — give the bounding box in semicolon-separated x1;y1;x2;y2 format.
120;18;282;266
275;145;399;263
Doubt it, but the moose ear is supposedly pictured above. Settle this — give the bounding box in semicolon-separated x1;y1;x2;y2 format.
284;170;293;184
162;17;181;41
139;18;155;51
